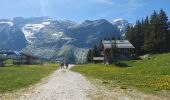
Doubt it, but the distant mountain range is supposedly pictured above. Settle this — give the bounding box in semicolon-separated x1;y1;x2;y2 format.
0;17;132;63
111;18;133;37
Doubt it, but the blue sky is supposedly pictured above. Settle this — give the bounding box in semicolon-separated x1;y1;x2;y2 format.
0;0;170;23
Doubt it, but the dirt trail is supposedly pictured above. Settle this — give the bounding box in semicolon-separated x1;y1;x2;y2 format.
19;65;94;100
5;65;167;100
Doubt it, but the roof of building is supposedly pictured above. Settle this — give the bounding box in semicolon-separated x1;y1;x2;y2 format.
0;51;39;59
0;51;21;56
102;40;135;49
20;53;39;59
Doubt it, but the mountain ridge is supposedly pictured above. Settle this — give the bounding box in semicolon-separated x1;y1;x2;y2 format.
0;17;131;63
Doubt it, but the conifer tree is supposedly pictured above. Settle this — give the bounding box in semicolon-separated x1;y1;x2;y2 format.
126;25;135;44
113;38;118;62
92;45;99;57
143;16;152;52
98;40;104;54
87;49;93;62
126;9;170;54
158;9;170;52
150;11;160;52
134;20;144;54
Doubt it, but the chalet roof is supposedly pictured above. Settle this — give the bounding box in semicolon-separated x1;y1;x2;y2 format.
20;53;39;59
0;51;21;56
102;40;135;49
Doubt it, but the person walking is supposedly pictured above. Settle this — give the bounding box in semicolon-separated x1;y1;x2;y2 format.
65;63;69;69
60;62;64;69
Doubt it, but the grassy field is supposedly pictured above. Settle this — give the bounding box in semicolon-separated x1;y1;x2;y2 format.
72;53;170;93
0;63;58;93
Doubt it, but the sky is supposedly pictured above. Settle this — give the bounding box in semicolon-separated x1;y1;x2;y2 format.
0;0;170;23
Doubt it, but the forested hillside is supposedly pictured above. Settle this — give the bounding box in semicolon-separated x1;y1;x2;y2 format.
126;9;170;55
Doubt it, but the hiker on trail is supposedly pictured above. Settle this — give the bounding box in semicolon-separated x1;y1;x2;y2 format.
60;62;64;69
65;63;69;69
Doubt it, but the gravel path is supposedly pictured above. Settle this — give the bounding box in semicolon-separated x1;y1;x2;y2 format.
14;65;168;100
21;65;94;100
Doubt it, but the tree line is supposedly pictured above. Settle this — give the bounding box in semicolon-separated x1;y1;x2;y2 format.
87;40;103;63
126;9;170;55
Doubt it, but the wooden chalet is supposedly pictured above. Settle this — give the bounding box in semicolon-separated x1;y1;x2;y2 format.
93;40;135;64
0;51;41;66
13;53;40;65
102;40;135;55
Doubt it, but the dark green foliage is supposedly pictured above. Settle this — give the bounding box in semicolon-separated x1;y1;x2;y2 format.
98;40;104;55
126;9;170;55
87;49;93;63
110;39;118;63
87;45;100;63
134;20;144;54
126;26;135;46
92;45;99;57
149;11;160;52
158;9;170;51
143;16;152;52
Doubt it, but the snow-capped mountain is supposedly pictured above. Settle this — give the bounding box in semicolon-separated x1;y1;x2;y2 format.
112;18;133;37
0;19;14;27
22;21;51;44
0;17;126;63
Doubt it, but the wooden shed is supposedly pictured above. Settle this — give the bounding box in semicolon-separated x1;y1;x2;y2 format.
93;57;104;63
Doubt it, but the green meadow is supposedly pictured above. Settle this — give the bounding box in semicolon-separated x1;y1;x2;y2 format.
72;53;170;93
0;63;58;93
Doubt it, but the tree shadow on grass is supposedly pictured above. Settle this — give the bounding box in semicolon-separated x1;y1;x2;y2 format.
114;62;131;68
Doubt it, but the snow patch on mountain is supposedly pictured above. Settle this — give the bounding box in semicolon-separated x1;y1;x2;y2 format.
42;22;51;25
22;21;51;43
52;32;64;38
0;21;13;27
112;18;129;27
112;18;133;37
51;32;73;41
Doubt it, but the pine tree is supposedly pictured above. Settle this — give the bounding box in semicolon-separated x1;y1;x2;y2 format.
150;11;160;52
126;9;170;54
126;25;135;44
143;16;152;52
87;49;93;62
158;9;170;52
125;25;131;40
109;39;118;63
98;40;104;54
134;20;144;54
92;45;99;57
113;39;118;62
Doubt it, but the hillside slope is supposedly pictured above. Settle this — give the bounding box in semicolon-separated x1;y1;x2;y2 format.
72;53;170;94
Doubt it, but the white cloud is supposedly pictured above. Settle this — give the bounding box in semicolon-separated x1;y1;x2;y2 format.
92;0;115;5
